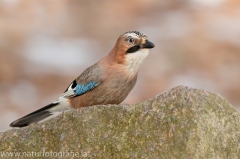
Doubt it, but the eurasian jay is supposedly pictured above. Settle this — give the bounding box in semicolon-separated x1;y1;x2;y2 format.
10;31;155;127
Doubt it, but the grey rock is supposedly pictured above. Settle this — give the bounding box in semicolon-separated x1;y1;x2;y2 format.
0;86;239;159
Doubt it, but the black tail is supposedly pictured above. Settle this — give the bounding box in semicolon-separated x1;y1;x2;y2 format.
10;102;59;128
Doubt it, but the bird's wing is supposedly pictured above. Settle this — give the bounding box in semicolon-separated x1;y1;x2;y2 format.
60;64;103;98
60;80;99;98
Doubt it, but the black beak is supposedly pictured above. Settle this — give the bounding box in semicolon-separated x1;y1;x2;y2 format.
141;40;155;49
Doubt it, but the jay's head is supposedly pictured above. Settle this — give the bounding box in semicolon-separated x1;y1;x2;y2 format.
111;31;155;75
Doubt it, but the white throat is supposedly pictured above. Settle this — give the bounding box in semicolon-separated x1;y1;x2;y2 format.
125;49;149;77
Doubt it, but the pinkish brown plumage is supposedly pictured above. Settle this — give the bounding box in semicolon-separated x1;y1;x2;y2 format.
10;31;155;127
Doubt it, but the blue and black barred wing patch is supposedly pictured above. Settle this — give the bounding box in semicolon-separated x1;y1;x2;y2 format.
61;80;99;98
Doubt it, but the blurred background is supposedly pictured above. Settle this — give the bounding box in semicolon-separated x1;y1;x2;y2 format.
0;0;240;132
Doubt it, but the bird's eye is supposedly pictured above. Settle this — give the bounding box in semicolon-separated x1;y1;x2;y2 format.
128;38;135;44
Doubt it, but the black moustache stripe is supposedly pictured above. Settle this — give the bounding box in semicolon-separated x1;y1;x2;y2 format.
126;45;141;53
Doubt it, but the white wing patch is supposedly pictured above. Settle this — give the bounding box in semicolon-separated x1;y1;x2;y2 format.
60;81;76;98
